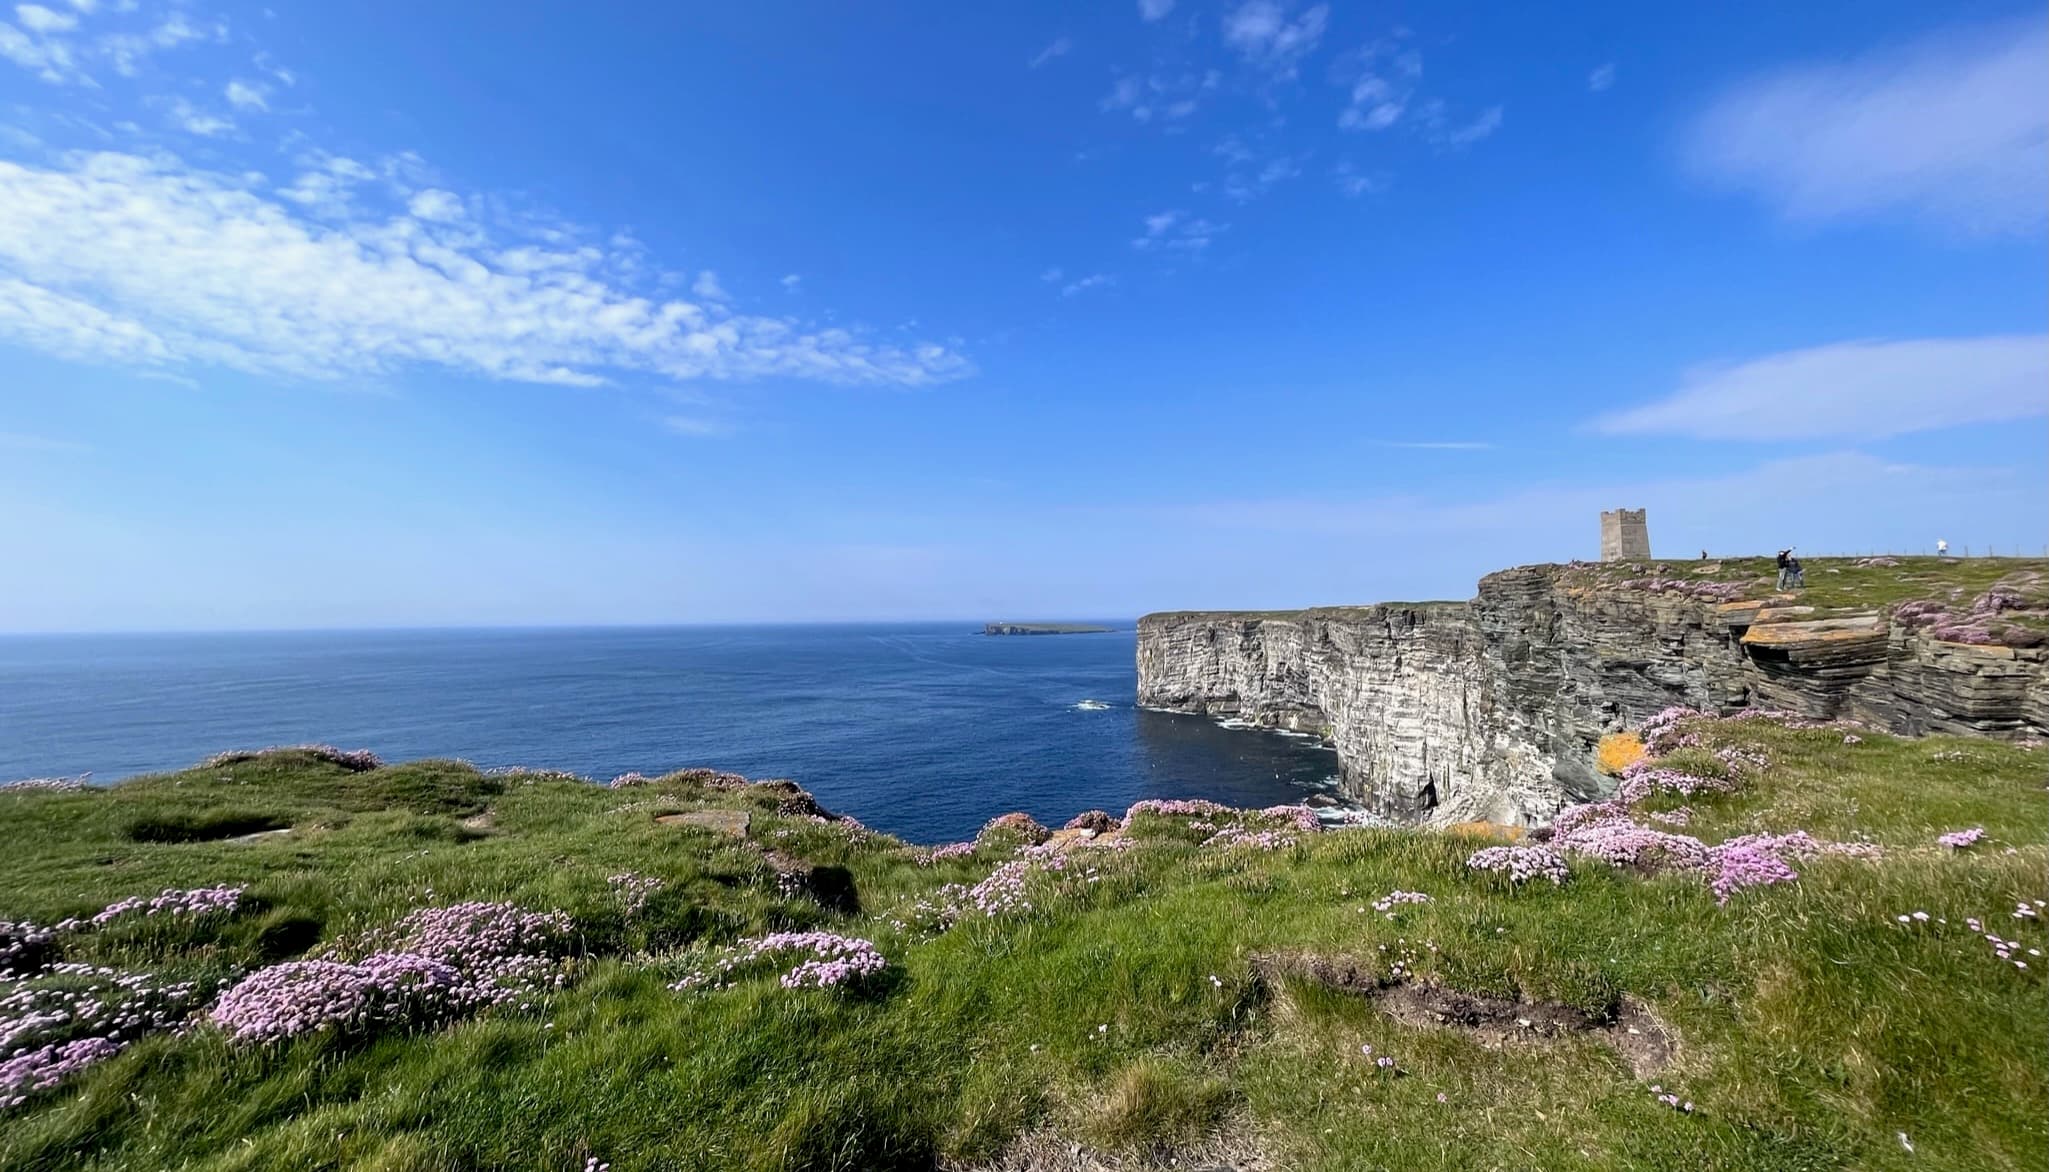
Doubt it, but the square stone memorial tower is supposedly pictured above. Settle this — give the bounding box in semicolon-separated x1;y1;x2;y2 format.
1600;508;1651;561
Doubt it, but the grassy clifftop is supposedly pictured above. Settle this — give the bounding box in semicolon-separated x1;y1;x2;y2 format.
1145;557;2049;639
2;721;2044;1171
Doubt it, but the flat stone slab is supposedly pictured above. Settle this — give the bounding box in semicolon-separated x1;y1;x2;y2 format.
655;809;750;838
224;827;293;845
1042;827;1111;853
1742;614;1887;648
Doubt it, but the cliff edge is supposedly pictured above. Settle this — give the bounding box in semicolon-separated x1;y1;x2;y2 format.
1137;557;2049;825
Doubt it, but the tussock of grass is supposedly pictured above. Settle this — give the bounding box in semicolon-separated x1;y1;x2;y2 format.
1;724;2044;1171
1081;1056;1234;1156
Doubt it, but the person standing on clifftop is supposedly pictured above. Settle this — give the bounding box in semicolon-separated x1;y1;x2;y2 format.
1775;549;1792;591
1938;539;1949;557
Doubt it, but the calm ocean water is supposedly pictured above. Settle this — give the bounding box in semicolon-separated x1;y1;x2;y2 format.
0;625;1338;843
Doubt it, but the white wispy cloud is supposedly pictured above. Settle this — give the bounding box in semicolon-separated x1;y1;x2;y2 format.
0;15;77;81
0;152;972;388
1222;153;1302;202
1100;68;1216;123
1589;334;2048;441
1038;267;1063;283
0;274;173;364
1028;36;1070;69
689;270;728;301
1138;0;1175;21
224;78;268;110
405;188;463;223
1222;1;1327;80
160;96;232;137
1332;160;1383;197
1335;42;1422;131
662;414;735;438
1131;209;1225;254
1;2;220;84
1588;63;1616;93
1420;100;1502;148
1684;14;2048;234
101;11;216;78
15;4;77;34
1060;273;1113;297
780;273;801;291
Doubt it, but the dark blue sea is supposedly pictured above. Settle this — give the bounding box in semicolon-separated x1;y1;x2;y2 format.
0;626;1339;843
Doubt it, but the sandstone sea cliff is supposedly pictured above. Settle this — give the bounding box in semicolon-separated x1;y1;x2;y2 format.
1137;557;2049;826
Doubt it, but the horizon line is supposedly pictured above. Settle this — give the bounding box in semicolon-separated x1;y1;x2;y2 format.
0;617;1147;639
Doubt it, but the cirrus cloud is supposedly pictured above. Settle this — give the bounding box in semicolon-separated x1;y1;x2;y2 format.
0;151;971;389
1684;14;2048;235
1589;334;2048;441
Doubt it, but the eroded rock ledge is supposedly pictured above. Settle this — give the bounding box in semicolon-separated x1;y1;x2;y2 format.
1137;564;2048;826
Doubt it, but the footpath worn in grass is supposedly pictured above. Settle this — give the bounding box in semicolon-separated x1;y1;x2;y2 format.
2;721;2044;1172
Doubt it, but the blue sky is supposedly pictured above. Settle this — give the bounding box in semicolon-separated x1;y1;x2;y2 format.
1;0;2044;631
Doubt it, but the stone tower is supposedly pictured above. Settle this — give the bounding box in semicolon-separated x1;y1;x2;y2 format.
1600;508;1650;561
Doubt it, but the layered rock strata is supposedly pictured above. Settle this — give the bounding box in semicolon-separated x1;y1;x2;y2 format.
1137;565;2047;826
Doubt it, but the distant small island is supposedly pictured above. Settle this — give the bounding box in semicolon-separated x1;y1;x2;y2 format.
982;622;1115;636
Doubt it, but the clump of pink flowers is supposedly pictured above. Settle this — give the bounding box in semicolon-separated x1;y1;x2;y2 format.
1;923;58;979
1357;1043;1399;1072
1200;826;1299;851
1639;706;1706;754
1466;845;1570;886
1649;1084;1695;1113
6;886;252;978
202;745;381;772
1936;827;1986;850
90;886;246;929
606;873;662;913
3;963;214;1110
209;901;574;1046
1122;798;1235;823
486;766;590;784
0;776;89;793
668;931;885;992
966;859;1039;915
1257;804;1323;832
1899;906;2044;973
1370;891;1432;918
1612;761;1741;806
209;955;467;1045
1117;797;1324;850
1542;712;1883;904
916;841;978;866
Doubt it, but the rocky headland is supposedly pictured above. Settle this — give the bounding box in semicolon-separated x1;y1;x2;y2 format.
1138;556;2049;825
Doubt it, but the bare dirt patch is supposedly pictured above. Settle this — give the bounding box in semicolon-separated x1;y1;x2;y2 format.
954;1126;1275;1172
1251;952;1676;1079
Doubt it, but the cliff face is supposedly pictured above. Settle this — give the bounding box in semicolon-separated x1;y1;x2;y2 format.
1137;564;2048;826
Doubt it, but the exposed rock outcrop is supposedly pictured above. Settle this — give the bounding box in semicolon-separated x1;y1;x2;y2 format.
1137;564;2047;826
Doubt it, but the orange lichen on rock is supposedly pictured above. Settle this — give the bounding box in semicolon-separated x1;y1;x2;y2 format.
1596;732;1647;777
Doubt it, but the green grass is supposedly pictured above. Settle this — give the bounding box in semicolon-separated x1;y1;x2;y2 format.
2;726;2044;1171
1561;555;2048;617
1150;557;2049;627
